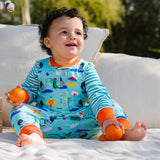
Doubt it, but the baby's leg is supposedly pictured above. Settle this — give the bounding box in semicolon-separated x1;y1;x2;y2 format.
122;121;147;141
17;124;46;147
17;133;46;147
10;104;46;147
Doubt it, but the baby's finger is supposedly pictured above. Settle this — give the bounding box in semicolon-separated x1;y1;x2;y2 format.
118;123;125;134
102;119;118;134
6;97;21;106
102;123;107;134
113;122;120;128
5;92;9;97
11;101;21;106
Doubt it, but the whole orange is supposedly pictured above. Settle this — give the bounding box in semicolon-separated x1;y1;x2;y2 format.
9;88;26;103
105;124;123;141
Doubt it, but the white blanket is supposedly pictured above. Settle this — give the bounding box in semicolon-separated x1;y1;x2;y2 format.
0;129;159;160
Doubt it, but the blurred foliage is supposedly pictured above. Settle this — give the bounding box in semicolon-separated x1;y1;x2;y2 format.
30;0;123;30
105;0;160;58
0;0;160;58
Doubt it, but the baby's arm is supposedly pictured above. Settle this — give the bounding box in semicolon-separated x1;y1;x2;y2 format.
20;61;40;103
84;62;130;134
84;63;114;116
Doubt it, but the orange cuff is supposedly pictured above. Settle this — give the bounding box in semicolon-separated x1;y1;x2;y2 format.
97;107;116;127
23;90;30;103
117;118;131;130
19;124;43;138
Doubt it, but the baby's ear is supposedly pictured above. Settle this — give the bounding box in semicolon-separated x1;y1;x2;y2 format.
44;37;51;48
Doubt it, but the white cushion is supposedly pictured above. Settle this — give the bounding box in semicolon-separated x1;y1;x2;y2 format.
81;27;109;61
0;25;109;126
95;53;160;128
0;24;109;62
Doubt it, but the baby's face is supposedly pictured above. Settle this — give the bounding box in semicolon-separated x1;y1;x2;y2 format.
44;15;84;65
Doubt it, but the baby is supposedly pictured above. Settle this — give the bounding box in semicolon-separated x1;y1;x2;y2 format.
6;7;146;147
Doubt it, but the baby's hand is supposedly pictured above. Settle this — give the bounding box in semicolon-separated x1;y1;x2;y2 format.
102;119;125;135
5;85;22;106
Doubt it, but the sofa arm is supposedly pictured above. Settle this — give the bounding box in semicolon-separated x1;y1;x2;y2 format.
94;53;160;128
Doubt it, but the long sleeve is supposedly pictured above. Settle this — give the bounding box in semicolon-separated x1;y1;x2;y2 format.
84;62;116;126
21;61;40;104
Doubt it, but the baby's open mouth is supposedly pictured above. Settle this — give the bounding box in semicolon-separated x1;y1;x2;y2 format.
66;43;77;47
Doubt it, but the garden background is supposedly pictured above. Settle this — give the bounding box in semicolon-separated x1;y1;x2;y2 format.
0;0;160;58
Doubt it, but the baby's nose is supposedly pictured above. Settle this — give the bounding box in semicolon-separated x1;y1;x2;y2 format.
69;33;76;40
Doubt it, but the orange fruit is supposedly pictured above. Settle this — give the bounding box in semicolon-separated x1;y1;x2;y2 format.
9;88;26;103
105;124;123;141
99;134;107;141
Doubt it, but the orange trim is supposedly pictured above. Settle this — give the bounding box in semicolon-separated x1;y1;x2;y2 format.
50;56;81;68
97;107;116;127
19;124;43;138
23;90;30;103
117;118;131;130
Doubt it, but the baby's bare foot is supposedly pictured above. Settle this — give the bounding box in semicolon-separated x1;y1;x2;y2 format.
17;133;46;147
122;121;147;141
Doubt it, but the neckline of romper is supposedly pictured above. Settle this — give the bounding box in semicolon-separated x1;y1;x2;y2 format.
50;56;81;68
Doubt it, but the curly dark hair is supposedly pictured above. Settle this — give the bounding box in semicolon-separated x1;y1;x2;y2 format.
38;7;88;56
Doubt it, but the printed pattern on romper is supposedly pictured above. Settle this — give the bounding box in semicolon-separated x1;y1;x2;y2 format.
9;57;128;139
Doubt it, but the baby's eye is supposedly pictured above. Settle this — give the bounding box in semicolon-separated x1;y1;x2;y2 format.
76;31;82;35
62;31;67;34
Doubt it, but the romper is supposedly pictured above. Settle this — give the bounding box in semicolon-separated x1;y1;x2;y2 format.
10;57;128;139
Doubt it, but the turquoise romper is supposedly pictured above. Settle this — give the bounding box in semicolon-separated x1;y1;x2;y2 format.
10;57;128;139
